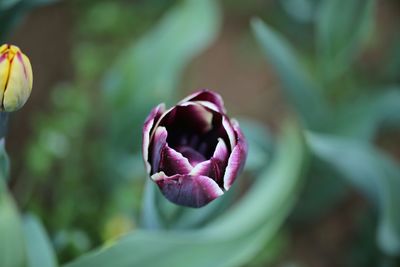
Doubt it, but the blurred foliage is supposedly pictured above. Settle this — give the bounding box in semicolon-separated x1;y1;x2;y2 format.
0;0;59;41
23;214;58;267
0;179;26;267
0;0;399;266
252;0;400;262
65;121;308;267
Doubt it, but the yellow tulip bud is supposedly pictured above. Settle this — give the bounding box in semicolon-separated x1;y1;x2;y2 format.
0;44;33;112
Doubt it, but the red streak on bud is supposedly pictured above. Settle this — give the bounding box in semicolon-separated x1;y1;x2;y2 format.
17;52;28;80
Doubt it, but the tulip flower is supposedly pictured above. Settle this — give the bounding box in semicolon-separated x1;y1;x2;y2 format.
0;44;33;112
143;90;247;208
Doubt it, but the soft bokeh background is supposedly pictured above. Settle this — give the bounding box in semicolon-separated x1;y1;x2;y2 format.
1;0;400;266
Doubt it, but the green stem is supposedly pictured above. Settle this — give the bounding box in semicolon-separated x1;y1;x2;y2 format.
0;112;9;182
0;112;9;139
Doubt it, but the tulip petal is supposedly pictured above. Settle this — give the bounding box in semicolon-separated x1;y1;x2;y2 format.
154;172;224;208
190;160;212;176
190;138;228;184
150;126;168;174
20;53;33;89
178;89;226;112
162;103;213;134
195;100;221;113
176;146;206;166
0;54;10;105
3;51;32;111
160;145;193;175
190;159;223;184
213;137;228;162
223;119;248;190
143;104;165;174
222;116;236;150
210;138;229;183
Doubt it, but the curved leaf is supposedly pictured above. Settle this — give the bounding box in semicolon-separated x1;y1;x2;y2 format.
0;181;26;267
316;0;375;81
251;18;328;130
334;88;400;140
307;132;400;255
23;214;58;267
65;122;307;267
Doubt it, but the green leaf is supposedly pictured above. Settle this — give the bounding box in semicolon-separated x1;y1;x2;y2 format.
0;0;21;10
334;88;400;140
23;214;58;267
316;0;375;81
0;181;26;267
140;180;164;230
251;18;328;130
307;132;400;255
237;117;273;173
291;158;348;222
65;121;307;267
103;0;221;152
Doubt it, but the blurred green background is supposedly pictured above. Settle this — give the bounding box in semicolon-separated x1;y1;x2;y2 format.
1;0;400;266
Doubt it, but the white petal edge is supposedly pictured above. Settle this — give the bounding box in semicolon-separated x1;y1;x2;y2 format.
143;104;165;174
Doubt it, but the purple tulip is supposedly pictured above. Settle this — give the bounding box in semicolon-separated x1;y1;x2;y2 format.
142;90;247;208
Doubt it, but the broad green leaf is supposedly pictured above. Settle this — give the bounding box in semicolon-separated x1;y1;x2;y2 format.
205;121;307;235
0;181;26;267
23;214;58;267
307;132;400;255
316;0;375;81
280;0;318;23
251;18;328;130
65;121;307;267
0;0;20;10
334;88;400;140
140;180;164;230
291;158;348;222
238;118;273;173
103;0;221;152
246;231;288;267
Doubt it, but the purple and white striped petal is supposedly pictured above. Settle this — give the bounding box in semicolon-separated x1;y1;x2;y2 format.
190;138;228;184
143;90;248;208
210;138;229;183
213;137;228;162
190;160;213;177
178;89;226;113
159;145;193;175
154;173;224;208
222;115;236;150
150;126;168;174
223;119;248;190
143;104;165;174
195;101;221;113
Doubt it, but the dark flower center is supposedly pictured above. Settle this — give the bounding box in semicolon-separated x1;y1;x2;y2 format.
159;104;229;165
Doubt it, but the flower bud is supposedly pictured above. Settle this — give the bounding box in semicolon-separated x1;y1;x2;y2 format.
0;44;33;112
143;90;247;208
